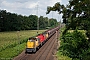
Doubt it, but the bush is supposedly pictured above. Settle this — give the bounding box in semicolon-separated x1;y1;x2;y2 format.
60;29;89;60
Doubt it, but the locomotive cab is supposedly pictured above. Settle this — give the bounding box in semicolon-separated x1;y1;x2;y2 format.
26;37;38;53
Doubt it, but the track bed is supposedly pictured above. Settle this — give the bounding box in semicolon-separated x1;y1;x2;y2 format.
13;30;60;60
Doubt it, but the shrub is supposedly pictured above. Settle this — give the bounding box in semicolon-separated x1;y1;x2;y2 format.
60;29;89;60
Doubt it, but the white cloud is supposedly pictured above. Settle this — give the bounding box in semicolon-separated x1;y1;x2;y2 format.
25;2;38;9
0;0;69;21
49;0;62;6
0;0;2;1
1;1;22;10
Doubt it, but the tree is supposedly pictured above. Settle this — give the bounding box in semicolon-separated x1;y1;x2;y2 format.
0;10;38;31
39;16;49;29
46;1;90;31
46;0;90;39
61;29;89;60
46;0;90;59
0;9;57;31
29;15;38;30
49;18;57;27
0;10;7;31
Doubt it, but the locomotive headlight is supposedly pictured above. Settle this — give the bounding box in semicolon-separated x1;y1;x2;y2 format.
29;40;32;42
30;40;32;42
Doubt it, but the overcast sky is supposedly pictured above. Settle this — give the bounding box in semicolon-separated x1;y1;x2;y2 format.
0;0;69;22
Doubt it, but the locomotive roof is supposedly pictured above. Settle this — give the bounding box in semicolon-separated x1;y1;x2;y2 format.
29;37;36;40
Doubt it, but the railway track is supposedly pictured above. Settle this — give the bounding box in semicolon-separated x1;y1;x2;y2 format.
13;30;59;60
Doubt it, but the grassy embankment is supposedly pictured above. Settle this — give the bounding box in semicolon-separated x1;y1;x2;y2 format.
57;27;86;60
57;27;72;60
0;30;45;59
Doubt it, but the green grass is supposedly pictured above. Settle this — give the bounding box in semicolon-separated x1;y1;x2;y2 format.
68;30;86;38
0;43;26;59
0;30;45;59
68;30;86;33
57;51;72;60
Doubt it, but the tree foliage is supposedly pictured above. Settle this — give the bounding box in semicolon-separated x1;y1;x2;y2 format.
46;0;90;59
0;10;58;31
46;0;90;33
49;18;58;27
60;30;89;60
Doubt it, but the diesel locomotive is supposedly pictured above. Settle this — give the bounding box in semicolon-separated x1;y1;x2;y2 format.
25;26;60;53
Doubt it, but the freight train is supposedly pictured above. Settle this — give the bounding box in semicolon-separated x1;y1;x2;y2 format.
25;26;60;53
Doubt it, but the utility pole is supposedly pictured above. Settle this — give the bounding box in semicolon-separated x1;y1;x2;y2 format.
48;18;49;27
52;11;53;19
37;5;39;34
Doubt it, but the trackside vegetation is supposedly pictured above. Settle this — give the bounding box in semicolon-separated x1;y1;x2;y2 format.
0;30;45;59
57;27;90;60
60;29;89;60
46;0;90;60
57;27;72;60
